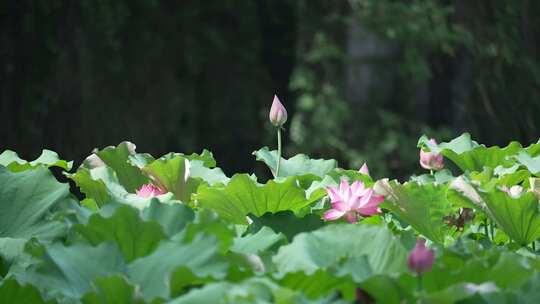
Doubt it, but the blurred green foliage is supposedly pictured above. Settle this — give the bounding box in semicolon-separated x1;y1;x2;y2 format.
1;1;539;179
289;0;540;178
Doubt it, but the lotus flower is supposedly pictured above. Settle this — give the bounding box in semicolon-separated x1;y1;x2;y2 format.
408;239;435;274
269;95;287;127
323;180;384;223
359;162;370;175
419;139;444;171
136;183;166;198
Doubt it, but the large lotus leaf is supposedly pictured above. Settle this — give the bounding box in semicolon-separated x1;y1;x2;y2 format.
273;224;410;279
195;174;324;224
130;151;227;187
189;160;229;186
182;209;235;254
141;200;194;237
0;149;72;172
142;154;199;202
277;270;353;300
375;179;457;245
26;242;126;300
418;133;521;172
253;147;337;178
68;167;113;207
480;191;540;246
0;278;50;304
75;205;166;262
81;275;144;304
246;211;324;242
94;142;149;192
0;167;70;262
167;278;284;304
127;236;228;301
68;166;174;209
514;151;540;174
231;226;285;255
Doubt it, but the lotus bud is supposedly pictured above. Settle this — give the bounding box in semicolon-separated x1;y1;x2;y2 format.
419;139;444;171
136;183;166;198
408;239;435;274
269;95;287;127
359;162;370;176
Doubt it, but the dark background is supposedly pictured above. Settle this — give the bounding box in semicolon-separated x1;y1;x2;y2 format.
1;1;539;178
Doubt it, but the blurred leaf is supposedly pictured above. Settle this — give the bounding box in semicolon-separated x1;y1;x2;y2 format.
82;275;144;304
0;278;50;304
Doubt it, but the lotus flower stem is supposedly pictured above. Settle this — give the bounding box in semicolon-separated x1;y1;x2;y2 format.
417;273;424;293
276;128;282;177
484;219;489;240
532;242;536;251
489;220;494;241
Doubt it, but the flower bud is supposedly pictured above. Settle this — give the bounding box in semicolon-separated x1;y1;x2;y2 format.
136;183;166;198
408;239;434;274
269;95;287;127
419;139;444;171
359;162;370;175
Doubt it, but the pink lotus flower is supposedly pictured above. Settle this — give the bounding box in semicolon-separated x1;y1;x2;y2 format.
359;162;370;176
408;239;435;274
269;95;287;127
136;183;166;198
420;139;444;171
323;180;384;223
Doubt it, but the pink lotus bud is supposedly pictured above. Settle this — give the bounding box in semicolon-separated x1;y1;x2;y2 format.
408;239;435;274
419;139;444;171
136;183;166;198
269;95;288;127
359;162;370;175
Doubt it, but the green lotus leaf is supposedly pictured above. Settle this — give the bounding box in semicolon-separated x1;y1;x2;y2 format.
92;142;149;192
128;236;228;301
141;200;194;237
195;174;323;224
480;191;540;246
273;224;410;279
0;149;72;172
514;151;540;175
231;226;285;255
253;147;337;178
189;160;229;186
26;242;126;300
449;176;540;245
142;154;199;202
418;133;521;172
0;278;50;304
376;179;458;245
246;211;324;242
0;167;70;264
75;205;166;262
168;277;306;304
82;275;144;304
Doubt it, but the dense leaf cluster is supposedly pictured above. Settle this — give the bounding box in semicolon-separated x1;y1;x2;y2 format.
2;134;540;303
